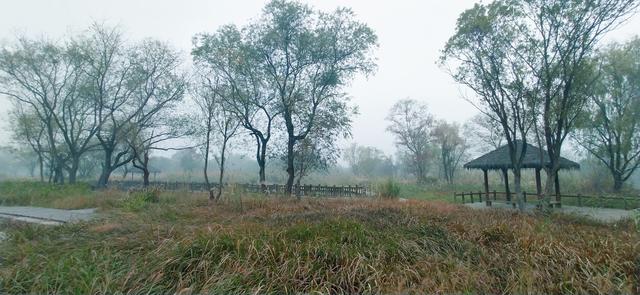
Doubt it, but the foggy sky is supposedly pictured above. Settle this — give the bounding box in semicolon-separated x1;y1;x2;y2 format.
1;0;639;155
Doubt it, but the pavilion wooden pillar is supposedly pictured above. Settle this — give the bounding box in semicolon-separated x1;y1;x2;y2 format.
502;168;511;202
535;168;542;197
483;169;491;206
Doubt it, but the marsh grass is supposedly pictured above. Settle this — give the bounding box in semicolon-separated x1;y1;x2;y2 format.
0;189;638;294
0;181;98;209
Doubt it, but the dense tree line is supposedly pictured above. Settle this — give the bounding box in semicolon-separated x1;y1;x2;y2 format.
0;0;377;199
1;0;638;201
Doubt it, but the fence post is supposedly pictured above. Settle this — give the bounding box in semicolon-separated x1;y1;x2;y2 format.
577;194;582;207
493;190;497;201
479;191;483;202
462;192;465;203
523;191;527;203
600;195;604;208
454;192;457;203
470;192;474;203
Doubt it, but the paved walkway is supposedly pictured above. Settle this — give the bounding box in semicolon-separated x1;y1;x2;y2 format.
465;202;634;223
0;206;96;225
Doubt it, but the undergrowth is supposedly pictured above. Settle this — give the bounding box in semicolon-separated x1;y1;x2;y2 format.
0;194;638;294
0;181;95;209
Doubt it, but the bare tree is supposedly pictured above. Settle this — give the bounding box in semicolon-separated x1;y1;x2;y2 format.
343;144;395;179
193;25;281;189
575;37;640;191
193;73;241;201
8;106;48;181
81;25;186;187
0;36;87;183
463;114;505;155
433;121;468;184
386;99;434;184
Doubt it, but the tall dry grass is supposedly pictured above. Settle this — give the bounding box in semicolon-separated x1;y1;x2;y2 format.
0;193;638;294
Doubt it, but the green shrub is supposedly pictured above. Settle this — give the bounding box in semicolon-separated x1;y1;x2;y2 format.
121;188;161;211
0;181;93;208
378;179;401;199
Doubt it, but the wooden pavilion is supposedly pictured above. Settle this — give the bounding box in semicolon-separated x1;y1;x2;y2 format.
464;141;580;206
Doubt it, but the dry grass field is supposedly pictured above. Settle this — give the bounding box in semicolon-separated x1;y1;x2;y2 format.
0;183;638;294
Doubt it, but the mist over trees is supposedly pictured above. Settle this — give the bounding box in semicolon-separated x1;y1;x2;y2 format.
575;38;640;191
441;0;640;207
0;0;639;198
0;0;379;198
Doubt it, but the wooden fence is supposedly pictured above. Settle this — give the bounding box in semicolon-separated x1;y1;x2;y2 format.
107;180;371;198
453;190;640;210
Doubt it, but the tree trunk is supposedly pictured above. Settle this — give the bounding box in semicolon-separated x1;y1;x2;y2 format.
613;172;623;192
97;149;113;188
53;156;65;184
216;139;228;201
203;128;214;201
542;168;557;209
141;150;150;187
253;134;269;192
38;154;44;182
258;140;267;191
285;137;296;198
513;169;525;212
98;167;112;188
122;164;129;179
143;169;150;187
67;157;80;184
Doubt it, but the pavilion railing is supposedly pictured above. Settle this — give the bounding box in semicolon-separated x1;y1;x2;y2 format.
453;191;640;210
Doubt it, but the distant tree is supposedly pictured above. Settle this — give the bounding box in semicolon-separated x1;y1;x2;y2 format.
386;99;434;184
173;148;201;179
251;0;378;196
433;121;468;184
193;72;241;201
287;105;350;188
290;137;334;187
343;143;395;178
575;38;640;192
463;114;504;155
8;106;48;181
129;117;190;187
0;36;87;183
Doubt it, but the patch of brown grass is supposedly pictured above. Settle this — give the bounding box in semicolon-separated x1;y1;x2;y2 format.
0;193;638;294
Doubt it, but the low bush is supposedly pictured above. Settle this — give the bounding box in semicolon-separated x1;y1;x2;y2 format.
378;179;401;199
121;187;161;211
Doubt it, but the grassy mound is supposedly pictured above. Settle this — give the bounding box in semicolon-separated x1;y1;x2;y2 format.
0;193;638;294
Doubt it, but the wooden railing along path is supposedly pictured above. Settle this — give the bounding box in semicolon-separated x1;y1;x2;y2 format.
107;180;371;198
454;191;640;210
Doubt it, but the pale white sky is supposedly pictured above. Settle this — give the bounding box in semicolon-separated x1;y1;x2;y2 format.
1;0;639;155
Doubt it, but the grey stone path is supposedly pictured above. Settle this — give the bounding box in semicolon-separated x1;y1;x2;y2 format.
465;202;634;222
0;206;96;225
